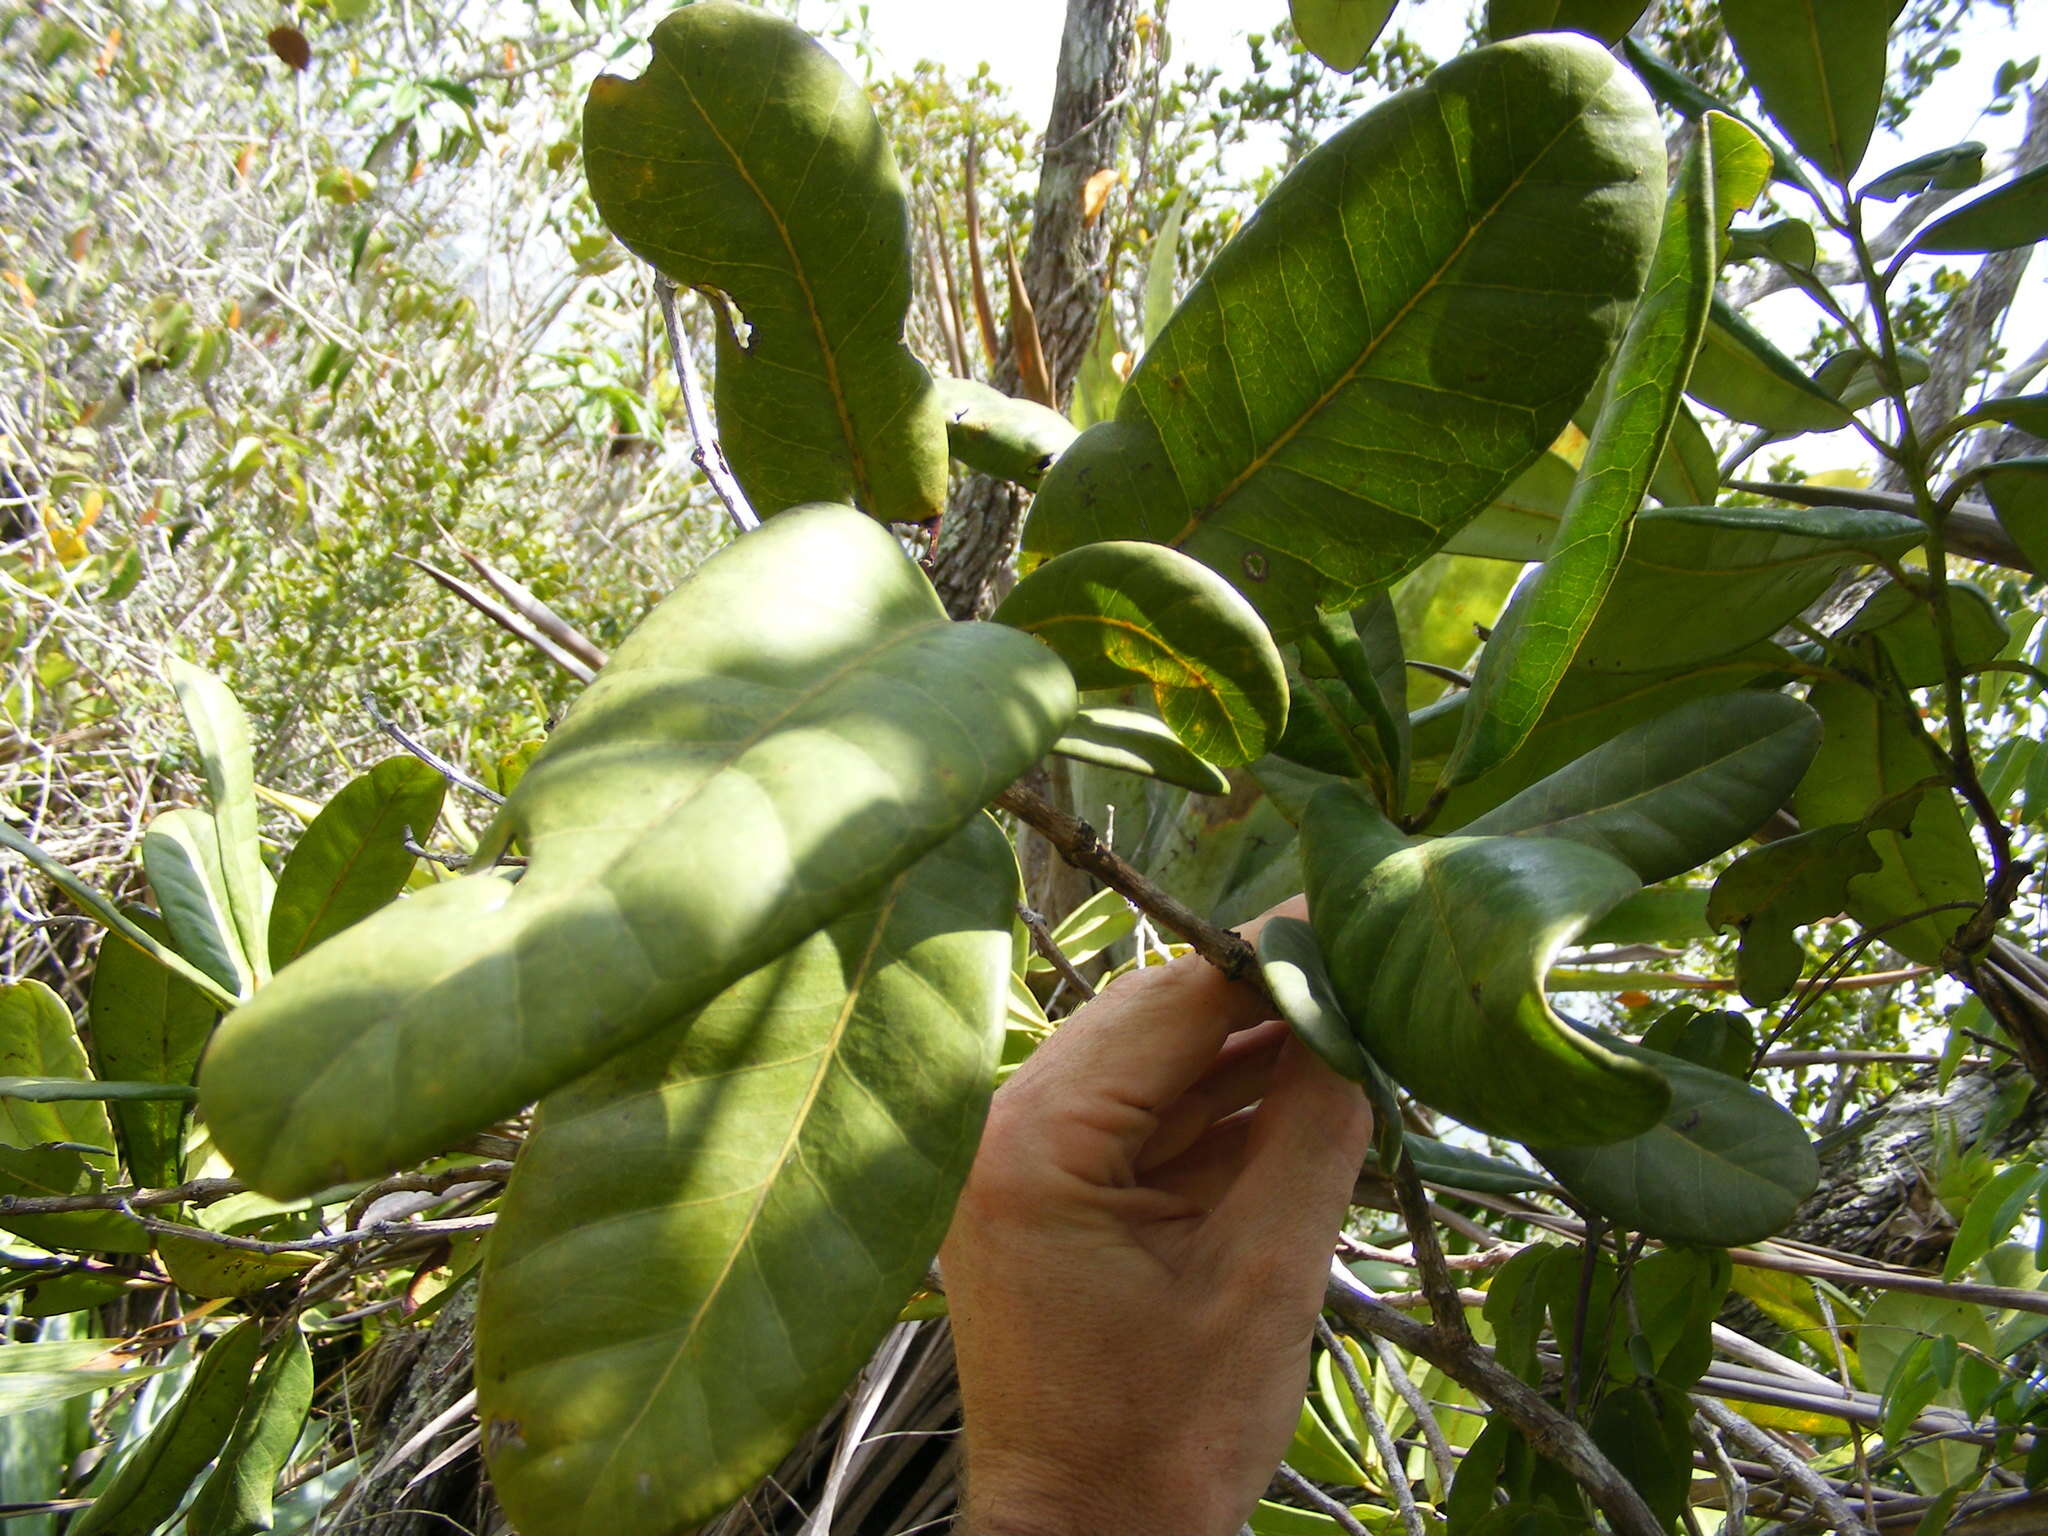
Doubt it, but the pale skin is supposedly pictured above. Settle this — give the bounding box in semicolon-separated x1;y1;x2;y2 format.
941;899;1374;1536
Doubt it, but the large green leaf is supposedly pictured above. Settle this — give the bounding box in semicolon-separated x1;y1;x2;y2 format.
584;3;947;523
1910;162;2048;254
1566;504;1922;673
1409;506;1908;827
267;756;445;964
1981;457;2048;574
0;982;114;1157
1447;119;1746;785
992;540;1288;764
477;818;1011;1536
1533;1033;1817;1245
1687;298;1853;432
142;808;253;1002
201;505;1073;1198
1258;914;1372;1081
71;1322;265;1536
1863;142;1985;202
1719;0;1904;185
1795;657;1984;966
1836;577;2007;689
1485;0;1648;43
1020;35;1664;637
1706;790;1921;1004
1443;450;1576;563
187;1321;314;1536
935;377;1078;490
1460;692;1820;885
1302;783;1667;1146
1053;706;1230;797
166;660;270;985
1289;0;1396;71
1391;553;1522;708
86;911;216;1188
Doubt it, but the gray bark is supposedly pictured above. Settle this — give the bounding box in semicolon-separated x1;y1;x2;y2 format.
929;0;1140;621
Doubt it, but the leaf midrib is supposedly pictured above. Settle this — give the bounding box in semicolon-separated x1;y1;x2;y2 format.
667;52;869;506
1165;99;1599;548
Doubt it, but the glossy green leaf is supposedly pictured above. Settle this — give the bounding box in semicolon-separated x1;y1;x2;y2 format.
267;756;445;964
1706;793;1919;1004
1639;1006;1754;1078
1447;122;1738;785
1687;298;1853;432
71;1320;265;1536
1620;38;1804;188
1286;1396;1372;1487
1577;886;1712;946
1252;1499;1392;1536
936;377;1077;490
1863;142;1985;202
1648;402;1719;507
1837;577;2007;689
1910;162;2048;254
1588;1381;1692;1526
201;505;1073;1198
1259;915;1372;1081
1814;346;1931;412
477;818;1012;1536
1039;885;1137;971
1303;783;1667;1145
0;986;143;1250
1946;1164;2046;1281
0;825;236;1012
584;3;947;522
1944;393;2048;444
1532;1033;1816;1244
1052;706;1230;796
1460;692;1821;885
166;660;270;985
86;911;215;1188
1795;660;1985;966
1981;457;2048;574
1485;0;1647;44
0;982;115;1155
187;1321;314;1536
1021;36;1664;637
1400;1133;1558;1196
1727;218;1818;269
1719;0;1904;185
1566;504;1922;674
1290;0;1395;71
142;809;252;1002
1444;450;1576;563
0;1340;170;1417
995;541;1287;764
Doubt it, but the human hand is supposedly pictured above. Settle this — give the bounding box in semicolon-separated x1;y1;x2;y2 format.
941;898;1373;1536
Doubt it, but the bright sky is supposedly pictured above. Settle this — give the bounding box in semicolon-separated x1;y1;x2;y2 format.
798;0;2047;470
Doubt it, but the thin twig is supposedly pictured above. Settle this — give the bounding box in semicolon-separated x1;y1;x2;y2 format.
1317;1320;1426;1536
1368;1333;1460;1499
1272;1464;1372;1536
120;1205;493;1256
994;783;1255;979
1695;1398;1875;1536
1326;1262;1664;1536
1388;1154;1469;1340
1016;904;1096;1000
653;275;759;534
0;1174;245;1217
362;688;504;805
